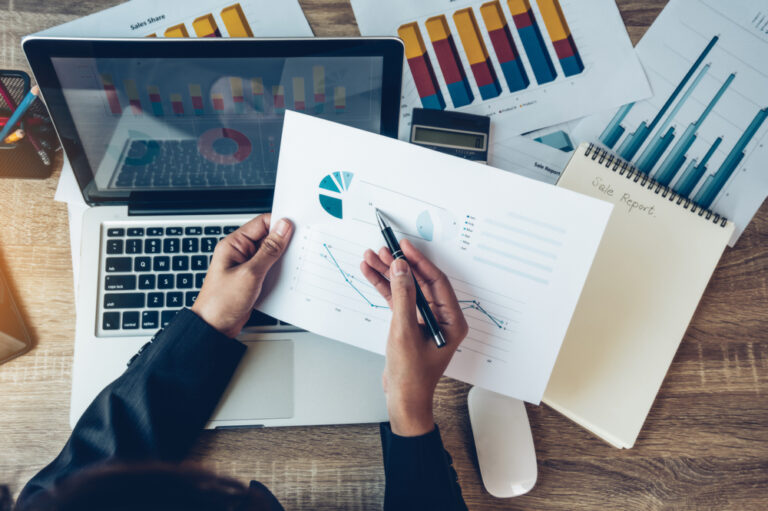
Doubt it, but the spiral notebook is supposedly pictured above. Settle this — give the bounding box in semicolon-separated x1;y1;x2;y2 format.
543;142;734;449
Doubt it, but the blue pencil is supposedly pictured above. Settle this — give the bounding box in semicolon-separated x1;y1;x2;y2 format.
0;85;39;142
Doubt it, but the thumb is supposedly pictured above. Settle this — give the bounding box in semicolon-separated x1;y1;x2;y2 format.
390;258;417;328
246;218;293;277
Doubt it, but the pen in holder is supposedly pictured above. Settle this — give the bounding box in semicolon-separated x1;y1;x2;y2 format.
0;70;59;179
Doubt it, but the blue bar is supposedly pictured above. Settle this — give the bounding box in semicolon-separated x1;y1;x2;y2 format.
560;55;584;76
695;107;768;207
654;74;734;186
421;93;446;110
600;102;634;148
499;60;530;93
446;80;473;108
617;122;651;160
673;137;722;196
635;64;710;173
534;130;574;152
518;25;557;85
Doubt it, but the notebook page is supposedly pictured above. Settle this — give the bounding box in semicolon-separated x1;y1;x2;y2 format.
544;143;734;447
258;112;612;403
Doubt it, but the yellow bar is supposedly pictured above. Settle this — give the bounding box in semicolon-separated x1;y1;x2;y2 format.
480;1;508;32
397;22;428;60
334;86;346;107
251;77;264;94
101;74;114;86
170;93;182;102
293;77;305;101
148;85;160;96
425;15;451;42
230;77;243;97
453;8;490;65
193;14;220;37
538;0;571;41
189;84;202;97
145;33;157;38
272;85;285;96
164;24;189;37
313;66;325;94
507;0;533;16
124;79;139;99
221;3;254;37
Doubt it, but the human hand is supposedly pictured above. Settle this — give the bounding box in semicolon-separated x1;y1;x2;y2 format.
192;214;293;338
360;239;468;436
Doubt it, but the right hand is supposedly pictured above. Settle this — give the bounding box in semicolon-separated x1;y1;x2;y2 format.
360;239;468;436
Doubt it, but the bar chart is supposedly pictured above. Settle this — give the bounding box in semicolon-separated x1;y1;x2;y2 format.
574;0;768;244
147;3;257;38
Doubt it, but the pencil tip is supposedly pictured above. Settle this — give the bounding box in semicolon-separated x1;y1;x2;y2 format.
31;85;40;95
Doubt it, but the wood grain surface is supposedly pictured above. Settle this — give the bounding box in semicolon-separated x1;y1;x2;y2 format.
1;1;766;509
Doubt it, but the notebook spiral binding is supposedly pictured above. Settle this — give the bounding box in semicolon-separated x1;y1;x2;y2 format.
584;143;729;228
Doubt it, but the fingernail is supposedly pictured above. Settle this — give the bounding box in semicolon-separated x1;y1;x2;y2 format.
275;219;290;237
392;258;409;276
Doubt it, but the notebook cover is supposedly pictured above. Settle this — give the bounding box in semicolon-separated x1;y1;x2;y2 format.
543;143;734;448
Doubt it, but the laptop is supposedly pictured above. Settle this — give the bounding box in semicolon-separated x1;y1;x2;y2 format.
22;37;404;428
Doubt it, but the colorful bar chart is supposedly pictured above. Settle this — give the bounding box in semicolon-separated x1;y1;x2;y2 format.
230;77;245;113
164;23;189;38
507;0;557;84
124;79;142;115
221;3;254;37
602;36;719;159
313;66;325;114
189;84;205;115
480;1;529;93
454;8;502;100
251;78;265;112
100;74;122;115
653;73;734;185
538;0;584;76
334;86;346;114
634;64;710;173
170;93;184;115
293;77;306;111
425;15;474;107
273;85;286;114
694;107;768;208
147;86;163;116
192;14;222;37
398;22;446;110
212;93;225;112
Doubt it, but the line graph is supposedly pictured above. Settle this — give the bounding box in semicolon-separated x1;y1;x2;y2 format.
322;243;388;309
459;300;506;329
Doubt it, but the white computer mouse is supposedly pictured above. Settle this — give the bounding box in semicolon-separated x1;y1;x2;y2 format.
467;386;538;498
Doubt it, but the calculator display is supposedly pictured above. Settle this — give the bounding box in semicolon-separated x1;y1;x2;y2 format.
412;126;485;149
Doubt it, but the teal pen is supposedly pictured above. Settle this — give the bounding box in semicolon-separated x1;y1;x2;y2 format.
0;85;39;142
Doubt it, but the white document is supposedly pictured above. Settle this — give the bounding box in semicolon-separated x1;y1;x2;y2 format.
258;112;613;403
350;0;650;140
572;0;768;245
54;159;88;303
491;121;570;184
37;0;312;38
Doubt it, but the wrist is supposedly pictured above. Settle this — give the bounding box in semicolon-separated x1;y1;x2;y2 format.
387;399;435;437
190;303;239;338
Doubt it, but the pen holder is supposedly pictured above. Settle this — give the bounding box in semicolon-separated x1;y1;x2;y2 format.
0;70;59;179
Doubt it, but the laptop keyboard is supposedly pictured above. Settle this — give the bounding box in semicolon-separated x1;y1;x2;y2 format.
98;221;290;336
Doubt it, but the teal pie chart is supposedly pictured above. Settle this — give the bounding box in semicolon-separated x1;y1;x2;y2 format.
318;171;354;219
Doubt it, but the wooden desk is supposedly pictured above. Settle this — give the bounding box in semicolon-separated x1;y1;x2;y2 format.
1;1;766;509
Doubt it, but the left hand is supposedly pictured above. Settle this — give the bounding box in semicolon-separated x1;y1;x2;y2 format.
192;214;293;338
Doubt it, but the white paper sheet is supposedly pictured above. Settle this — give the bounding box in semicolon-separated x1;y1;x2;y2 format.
491;119;571;184
572;0;768;246
37;0;313;38
54;159;88;304
350;0;651;141
257;112;612;403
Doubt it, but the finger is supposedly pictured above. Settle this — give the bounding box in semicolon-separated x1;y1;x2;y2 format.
211;214;271;269
377;246;395;266
389;258;418;329
360;261;393;306
246;218;294;277
363;249;390;278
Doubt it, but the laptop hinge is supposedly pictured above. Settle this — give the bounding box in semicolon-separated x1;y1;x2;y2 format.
127;192;273;216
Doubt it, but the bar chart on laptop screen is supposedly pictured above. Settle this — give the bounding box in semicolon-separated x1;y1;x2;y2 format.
573;0;768;245
350;0;651;139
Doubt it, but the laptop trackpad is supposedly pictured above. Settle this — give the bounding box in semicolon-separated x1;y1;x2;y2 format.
211;340;294;421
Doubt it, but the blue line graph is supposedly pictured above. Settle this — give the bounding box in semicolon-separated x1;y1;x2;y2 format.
322;243;388;309
459;300;506;330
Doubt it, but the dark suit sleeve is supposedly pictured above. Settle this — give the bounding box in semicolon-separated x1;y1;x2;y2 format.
15;308;246;509
380;422;468;511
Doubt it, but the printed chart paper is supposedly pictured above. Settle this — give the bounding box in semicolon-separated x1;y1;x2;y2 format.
573;0;768;245
350;0;650;141
258;112;613;403
37;0;313;38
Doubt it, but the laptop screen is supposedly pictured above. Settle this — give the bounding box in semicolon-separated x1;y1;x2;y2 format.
50;55;384;194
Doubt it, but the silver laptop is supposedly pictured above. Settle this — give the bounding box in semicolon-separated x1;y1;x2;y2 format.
22;36;405;428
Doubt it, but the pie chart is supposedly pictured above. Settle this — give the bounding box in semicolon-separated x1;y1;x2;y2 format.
197;127;252;165
318;171;354;219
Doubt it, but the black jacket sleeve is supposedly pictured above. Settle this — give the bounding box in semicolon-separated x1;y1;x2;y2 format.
15;308;246;509
380;422;468;511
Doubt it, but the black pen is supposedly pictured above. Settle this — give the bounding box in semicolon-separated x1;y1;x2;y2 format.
375;208;446;348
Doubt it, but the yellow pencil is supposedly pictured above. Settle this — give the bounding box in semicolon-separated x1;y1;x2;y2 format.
3;129;25;144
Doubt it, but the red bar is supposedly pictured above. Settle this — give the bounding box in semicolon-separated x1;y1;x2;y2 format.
552;35;577;59
213;97;224;110
172;102;184;114
432;38;464;84
470;62;495;88
512;11;534;28
314;93;325;103
192;97;204;110
274;96;285;108
129;100;142;114
488;27;520;63
103;85;122;114
407;55;440;97
149;93;161;103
